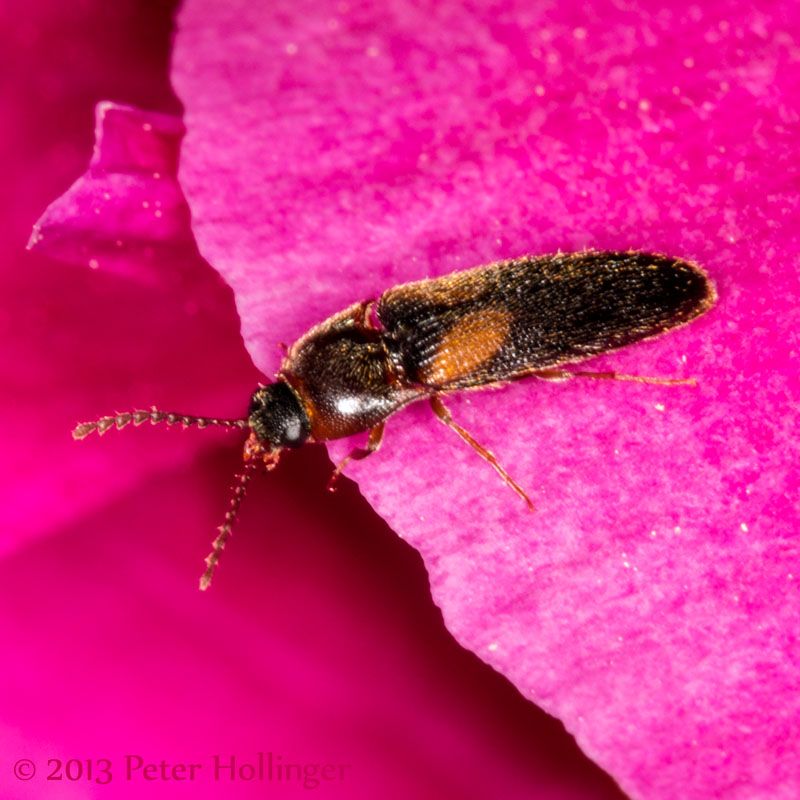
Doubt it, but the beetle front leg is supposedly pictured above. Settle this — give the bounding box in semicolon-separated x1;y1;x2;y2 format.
429;396;534;511
327;421;387;492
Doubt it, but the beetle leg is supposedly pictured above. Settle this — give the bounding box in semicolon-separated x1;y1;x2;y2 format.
327;421;386;492
429;396;534;511
530;369;696;386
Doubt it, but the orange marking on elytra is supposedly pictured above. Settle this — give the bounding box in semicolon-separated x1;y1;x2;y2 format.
420;309;511;385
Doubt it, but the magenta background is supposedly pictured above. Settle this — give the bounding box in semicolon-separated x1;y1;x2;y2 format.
172;0;799;798
1;2;628;800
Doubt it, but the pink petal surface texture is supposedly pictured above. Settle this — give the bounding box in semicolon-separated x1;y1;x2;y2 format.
3;2;626;799
29;101;194;288
173;1;800;799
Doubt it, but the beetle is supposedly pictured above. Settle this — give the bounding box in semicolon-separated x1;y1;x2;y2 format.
74;250;716;588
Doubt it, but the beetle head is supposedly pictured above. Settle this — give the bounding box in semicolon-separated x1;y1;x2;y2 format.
247;381;310;451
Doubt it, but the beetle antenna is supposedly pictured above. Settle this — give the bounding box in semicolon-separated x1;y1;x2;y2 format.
72;408;250;439
199;460;257;591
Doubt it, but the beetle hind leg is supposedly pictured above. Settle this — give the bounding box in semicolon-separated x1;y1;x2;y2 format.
327;421;386;492
429;396;534;511
530;368;696;386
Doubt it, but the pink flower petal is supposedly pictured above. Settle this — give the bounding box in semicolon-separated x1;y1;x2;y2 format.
1;444;624;799
173;1;800;798
4;3;619;798
9;96;260;555
29;102;194;288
